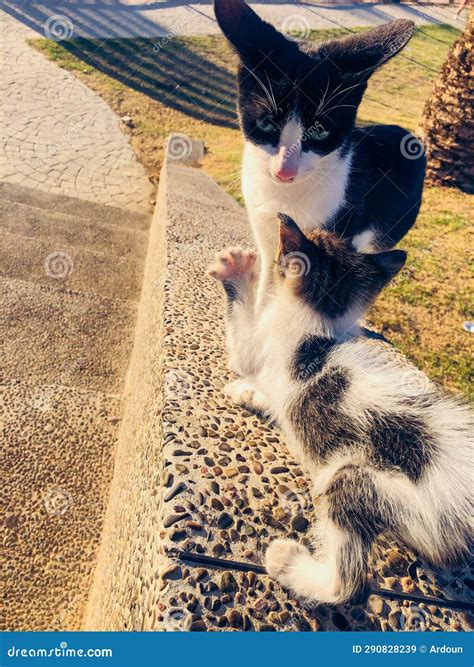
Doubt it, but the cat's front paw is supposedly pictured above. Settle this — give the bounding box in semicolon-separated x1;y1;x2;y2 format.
265;539;307;583
224;379;269;415
207;247;257;283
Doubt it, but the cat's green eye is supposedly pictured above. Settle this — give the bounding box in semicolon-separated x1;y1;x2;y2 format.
306;125;330;142
256;118;278;134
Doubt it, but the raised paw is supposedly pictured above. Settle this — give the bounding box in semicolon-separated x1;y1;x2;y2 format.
265;539;308;582
207;247;257;283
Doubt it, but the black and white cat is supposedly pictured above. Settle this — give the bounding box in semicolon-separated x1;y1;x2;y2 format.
208;216;473;604
215;0;426;310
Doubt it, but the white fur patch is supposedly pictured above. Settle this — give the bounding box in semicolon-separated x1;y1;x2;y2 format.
352;229;376;253
242;140;353;310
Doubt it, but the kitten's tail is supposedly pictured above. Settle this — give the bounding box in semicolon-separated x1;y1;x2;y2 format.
266;465;384;604
265;526;369;605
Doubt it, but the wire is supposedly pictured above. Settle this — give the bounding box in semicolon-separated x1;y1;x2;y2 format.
174;549;474;613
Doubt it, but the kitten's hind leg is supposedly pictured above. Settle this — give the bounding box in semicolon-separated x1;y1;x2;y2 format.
266;465;384;604
224;379;271;416
265;524;366;605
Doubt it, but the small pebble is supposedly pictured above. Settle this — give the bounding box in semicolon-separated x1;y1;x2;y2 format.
161;564;182;581
270;466;289;474
220;571;238;593
228;609;243;629
164;513;188;528
291;515;309;533
164;482;185;502
217;512;233;529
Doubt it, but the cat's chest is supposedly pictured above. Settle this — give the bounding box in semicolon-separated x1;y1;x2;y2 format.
242;144;352;230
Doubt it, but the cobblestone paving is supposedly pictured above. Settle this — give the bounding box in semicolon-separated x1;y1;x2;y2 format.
0;12;151;211
1;1;464;39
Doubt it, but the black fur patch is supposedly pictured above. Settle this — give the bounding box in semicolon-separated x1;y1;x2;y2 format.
368;412;436;482
291;231;381;319
324;464;395;600
291;336;336;381
222;280;238;302
326;465;393;542
288;367;355;461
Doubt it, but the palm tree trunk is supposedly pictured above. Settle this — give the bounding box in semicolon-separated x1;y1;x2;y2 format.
422;10;473;193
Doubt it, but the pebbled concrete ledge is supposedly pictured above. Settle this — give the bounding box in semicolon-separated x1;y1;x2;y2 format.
83;140;473;632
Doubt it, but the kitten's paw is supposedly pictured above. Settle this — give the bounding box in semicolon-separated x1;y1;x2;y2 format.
224;379;269;415
265;539;307;582
207;247;257;283
224;379;255;405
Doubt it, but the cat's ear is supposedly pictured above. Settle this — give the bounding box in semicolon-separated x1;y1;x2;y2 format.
214;0;290;65
368;249;407;285
326;20;415;77
278;213;307;254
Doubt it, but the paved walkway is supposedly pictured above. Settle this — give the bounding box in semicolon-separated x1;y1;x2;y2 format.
1;1;465;39
0;12;151;211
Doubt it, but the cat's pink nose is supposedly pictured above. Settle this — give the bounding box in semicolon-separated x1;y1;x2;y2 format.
273;146;299;182
274;166;297;182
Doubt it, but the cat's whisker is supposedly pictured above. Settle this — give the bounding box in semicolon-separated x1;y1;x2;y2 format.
249;92;273;114
243;64;278;114
315;77;331;115
318;80;366;115
265;71;279;113
318;103;358;118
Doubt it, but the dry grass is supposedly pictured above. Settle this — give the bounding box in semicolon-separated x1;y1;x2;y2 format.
32;24;473;397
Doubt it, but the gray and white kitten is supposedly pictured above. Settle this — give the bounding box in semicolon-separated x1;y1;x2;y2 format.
208;214;473;604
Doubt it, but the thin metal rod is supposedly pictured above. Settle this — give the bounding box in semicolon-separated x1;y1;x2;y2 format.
175;550;474;613
177;549;266;575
